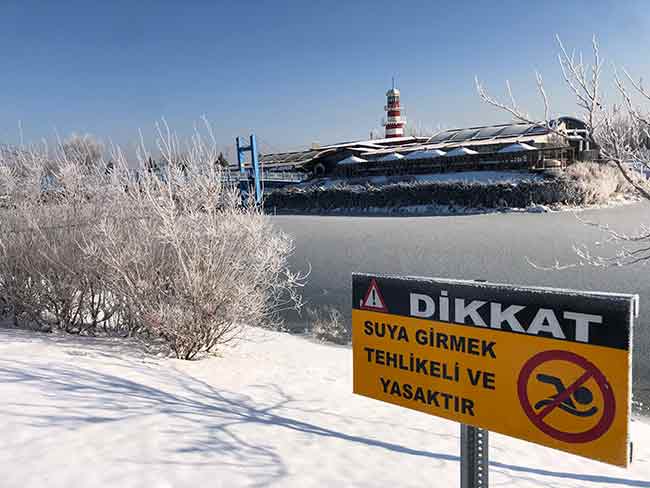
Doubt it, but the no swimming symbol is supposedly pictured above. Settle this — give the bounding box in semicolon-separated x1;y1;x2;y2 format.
517;350;616;444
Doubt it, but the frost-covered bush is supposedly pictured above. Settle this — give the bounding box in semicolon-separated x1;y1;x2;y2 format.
91;173;301;358
6;211;114;334
0;122;303;358
61;133;104;174
0;145;129;334
307;306;348;344
563;161;635;204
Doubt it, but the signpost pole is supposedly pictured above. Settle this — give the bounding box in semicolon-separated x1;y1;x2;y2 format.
460;424;489;488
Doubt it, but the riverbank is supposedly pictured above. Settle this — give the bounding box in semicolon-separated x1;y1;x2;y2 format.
265;166;634;215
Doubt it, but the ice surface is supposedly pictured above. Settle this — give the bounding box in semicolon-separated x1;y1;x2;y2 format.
271;202;650;415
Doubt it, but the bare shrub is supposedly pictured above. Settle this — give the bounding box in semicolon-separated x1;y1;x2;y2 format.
563;161;636;204
0;120;303;358
307;306;348;344
0;148;121;333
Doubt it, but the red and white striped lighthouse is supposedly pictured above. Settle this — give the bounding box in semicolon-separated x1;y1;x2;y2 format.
383;78;406;138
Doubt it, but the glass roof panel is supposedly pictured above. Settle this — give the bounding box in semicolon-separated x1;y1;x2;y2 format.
496;124;534;138
448;128;480;142
473;126;507;140
427;130;457;144
524;125;550;136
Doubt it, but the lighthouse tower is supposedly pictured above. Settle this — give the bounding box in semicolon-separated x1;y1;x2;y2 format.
383;78;406;138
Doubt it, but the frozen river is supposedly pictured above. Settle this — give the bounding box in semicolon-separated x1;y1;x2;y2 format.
271;202;650;414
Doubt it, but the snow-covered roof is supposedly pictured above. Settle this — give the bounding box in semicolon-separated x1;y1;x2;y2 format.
445;147;478;157
405;149;446;160
498;142;537;153
319;136;421;150
378;152;405;162
337;155;367;166
359;135;549;158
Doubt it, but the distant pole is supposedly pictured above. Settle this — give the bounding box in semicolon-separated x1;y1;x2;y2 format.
236;136;246;177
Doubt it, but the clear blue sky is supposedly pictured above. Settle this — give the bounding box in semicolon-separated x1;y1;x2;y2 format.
1;0;649;155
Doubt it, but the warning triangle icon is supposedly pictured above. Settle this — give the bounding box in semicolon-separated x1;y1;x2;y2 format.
361;279;388;312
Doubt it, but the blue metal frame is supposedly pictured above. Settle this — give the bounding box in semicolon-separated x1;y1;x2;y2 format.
235;134;262;205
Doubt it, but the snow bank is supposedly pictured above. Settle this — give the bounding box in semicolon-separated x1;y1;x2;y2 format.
413;170;542;184
1;327;649;487
300;170;542;189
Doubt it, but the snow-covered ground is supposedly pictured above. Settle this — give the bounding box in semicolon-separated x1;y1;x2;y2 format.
1;327;649;488
411;170;543;184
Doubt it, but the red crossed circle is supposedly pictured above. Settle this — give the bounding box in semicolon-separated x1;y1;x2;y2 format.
517;350;616;444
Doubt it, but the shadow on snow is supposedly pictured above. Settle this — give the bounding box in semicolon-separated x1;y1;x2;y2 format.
0;359;647;487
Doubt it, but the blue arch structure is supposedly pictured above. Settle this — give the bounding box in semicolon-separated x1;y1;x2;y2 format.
236;134;262;205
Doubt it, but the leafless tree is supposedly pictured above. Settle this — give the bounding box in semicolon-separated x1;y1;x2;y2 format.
476;35;650;266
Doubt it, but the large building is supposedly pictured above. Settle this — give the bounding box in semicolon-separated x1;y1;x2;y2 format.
255;85;596;180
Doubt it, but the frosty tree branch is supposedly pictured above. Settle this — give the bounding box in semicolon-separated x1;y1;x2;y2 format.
477;35;650;265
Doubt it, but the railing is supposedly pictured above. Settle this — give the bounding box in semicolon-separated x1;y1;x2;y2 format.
225;170;307;183
260;172;306;182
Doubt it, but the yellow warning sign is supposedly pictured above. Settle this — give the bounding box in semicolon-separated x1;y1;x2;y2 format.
352;274;637;467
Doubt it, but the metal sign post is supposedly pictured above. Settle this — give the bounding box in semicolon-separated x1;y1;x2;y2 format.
461;424;489;488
